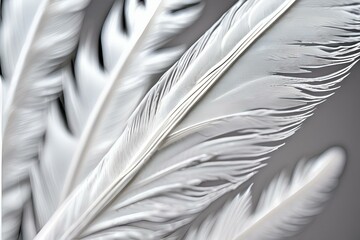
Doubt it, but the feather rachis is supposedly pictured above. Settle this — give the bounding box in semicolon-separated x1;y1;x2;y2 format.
61;0;203;198
1;0;90;238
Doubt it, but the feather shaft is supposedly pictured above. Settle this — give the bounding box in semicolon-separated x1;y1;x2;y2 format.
2;0;90;238
61;0;200;198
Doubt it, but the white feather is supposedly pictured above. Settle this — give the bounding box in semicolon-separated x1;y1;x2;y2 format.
186;147;346;240
58;0;203;198
35;0;360;239
3;1;201;230
28;99;77;229
23;0;202;229
1;0;90;239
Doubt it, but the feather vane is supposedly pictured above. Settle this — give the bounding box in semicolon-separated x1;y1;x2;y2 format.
1;0;90;238
185;147;346;240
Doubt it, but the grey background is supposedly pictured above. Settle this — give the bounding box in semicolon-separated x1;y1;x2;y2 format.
86;0;360;239
193;1;360;239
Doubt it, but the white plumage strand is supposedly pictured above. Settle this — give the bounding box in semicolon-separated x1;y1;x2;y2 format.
25;0;202;230
59;0;203;198
186;147;346;240
1;0;90;239
34;0;360;239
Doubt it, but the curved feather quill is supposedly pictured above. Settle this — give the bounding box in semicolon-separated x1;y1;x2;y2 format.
35;0;360;239
25;0;202;229
11;1;201;230
185;147;346;240
1;0;90;239
59;0;203;198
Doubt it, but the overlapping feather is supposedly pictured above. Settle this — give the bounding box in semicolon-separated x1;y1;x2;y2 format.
1;0;90;239
34;0;360;239
27;0;203;229
185;147;346;240
60;0;203;198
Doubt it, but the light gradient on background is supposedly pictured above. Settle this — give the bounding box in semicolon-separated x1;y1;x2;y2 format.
191;1;360;239
169;1;360;239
